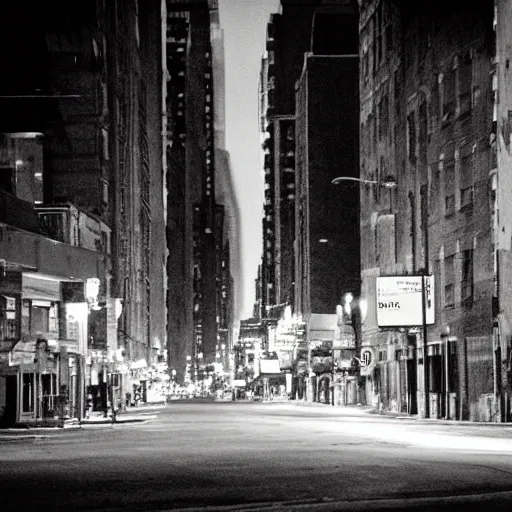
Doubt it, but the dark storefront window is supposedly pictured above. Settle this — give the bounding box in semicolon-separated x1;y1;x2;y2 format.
428;344;442;393
22;373;34;413
448;341;458;393
41;373;57;418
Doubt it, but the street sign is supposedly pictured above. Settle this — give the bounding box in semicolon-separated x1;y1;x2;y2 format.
376;275;435;327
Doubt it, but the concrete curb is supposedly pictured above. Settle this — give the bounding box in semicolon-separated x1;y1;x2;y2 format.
0;414;158;439
79;414;158;425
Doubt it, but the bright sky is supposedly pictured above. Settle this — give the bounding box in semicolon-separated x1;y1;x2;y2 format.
219;0;280;319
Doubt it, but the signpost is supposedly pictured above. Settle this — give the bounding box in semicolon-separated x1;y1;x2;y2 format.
377;274;434;418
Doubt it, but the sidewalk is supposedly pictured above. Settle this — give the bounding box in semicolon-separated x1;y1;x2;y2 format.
0;403;164;438
291;399;512;426
367;407;512;427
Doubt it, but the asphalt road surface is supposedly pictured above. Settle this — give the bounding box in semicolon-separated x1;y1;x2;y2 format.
2;401;512;511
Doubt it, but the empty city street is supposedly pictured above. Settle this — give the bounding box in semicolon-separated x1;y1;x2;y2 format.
2;402;512;511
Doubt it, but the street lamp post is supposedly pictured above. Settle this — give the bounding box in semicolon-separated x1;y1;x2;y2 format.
421;272;430;419
332;174;432;416
331;176;396;406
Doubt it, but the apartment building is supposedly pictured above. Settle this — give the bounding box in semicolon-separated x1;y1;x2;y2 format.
359;0;512;421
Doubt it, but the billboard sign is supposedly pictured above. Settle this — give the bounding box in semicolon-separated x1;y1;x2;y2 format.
376;276;435;327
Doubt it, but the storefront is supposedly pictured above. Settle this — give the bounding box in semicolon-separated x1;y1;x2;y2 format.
0;218;110;425
85;350;126;414
2;274;64;425
9;338;60;424
0;271;22;426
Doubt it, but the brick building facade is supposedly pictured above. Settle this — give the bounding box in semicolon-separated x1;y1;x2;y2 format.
358;0;512;421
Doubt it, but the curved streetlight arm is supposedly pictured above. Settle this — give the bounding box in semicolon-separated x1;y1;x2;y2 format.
331;177;377;185
331;176;397;189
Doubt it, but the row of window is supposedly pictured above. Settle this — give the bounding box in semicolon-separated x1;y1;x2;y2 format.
361;1;394;79
0;296;59;341
362;45;480;172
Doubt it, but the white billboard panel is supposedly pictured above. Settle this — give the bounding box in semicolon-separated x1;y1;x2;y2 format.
376;276;435;327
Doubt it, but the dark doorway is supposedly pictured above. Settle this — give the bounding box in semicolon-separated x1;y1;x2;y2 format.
1;375;18;427
407;359;417;414
0;167;14;194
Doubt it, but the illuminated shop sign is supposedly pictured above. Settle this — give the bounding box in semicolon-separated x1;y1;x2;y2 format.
376;276;435;327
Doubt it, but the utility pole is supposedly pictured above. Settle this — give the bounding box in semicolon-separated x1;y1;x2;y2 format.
420;184;430;419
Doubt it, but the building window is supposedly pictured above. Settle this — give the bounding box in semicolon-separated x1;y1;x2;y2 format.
461;249;474;305
362;50;369;80
134;0;140;47
0;296;19;340
418;101;428;164
24;300;60;337
460;186;474;209
373;5;383;69
459;144;473;210
442;66;456;122
445;194;455;216
444;159;455;216
50;52;82;68
444;254;455;307
0;134;44;204
457;51;472;116
102;180;109;205
407;111;417;164
385;21;393;54
394;69;402;118
430;74;440;124
32;305;49;333
378;94;389;139
102;128;109;161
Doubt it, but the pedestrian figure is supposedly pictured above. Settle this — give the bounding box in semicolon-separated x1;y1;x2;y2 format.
86;393;93;418
134;386;141;407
